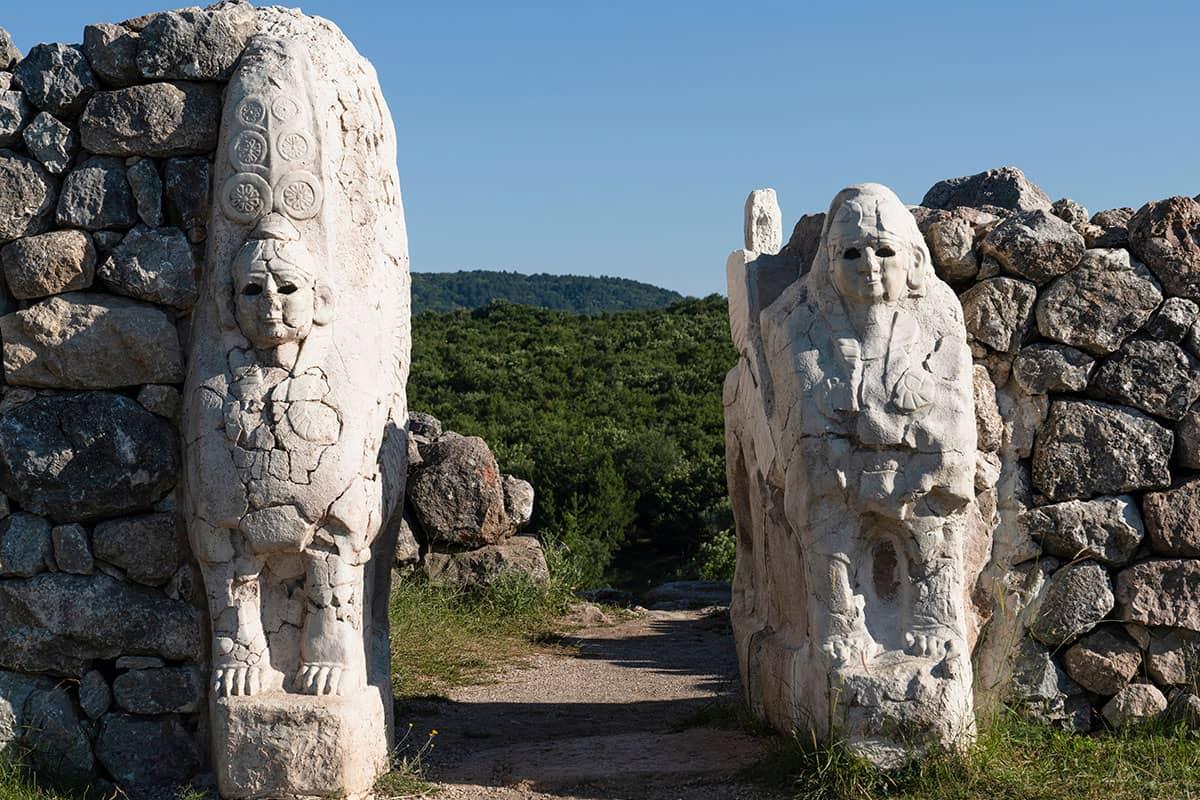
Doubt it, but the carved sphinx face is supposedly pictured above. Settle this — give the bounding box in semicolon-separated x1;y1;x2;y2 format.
826;194;921;306
233;239;324;348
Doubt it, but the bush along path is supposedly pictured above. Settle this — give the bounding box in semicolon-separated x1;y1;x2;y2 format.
394;605;782;800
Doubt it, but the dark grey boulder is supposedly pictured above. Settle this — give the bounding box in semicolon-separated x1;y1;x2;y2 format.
1088;207;1133;249
959;276;1036;353
21;111;77;175
23;686;96;789
98;224;198;310
0;512;54;577
12;44;98;119
0;573;203;675
136;4;256;81
51;524;93;575
1031;400;1172;501
126;158;162;227
1144;297;1199;343
1030;561;1114;647
1012;343;1094;394
0;392;178;523
408;435;512;548
424;536;549;589
1036;248;1162;355
922;166;1052;213
980;208;1086;285
56;156;137;230
1088;339;1200;421
0;89;31;147
92;512;187;587
1020;496;1143;566
112;665;203;714
1128;196;1200;301
78;670;110;720
0;150;57;243
82;23;141;87
79;82;220;158
95;714;203;797
163;156;209;231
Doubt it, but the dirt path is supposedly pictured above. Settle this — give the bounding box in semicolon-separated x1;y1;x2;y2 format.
397;608;788;800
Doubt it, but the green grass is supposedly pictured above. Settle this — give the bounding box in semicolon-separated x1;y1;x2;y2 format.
0;756;74;800
742;709;1200;800
388;538;584;699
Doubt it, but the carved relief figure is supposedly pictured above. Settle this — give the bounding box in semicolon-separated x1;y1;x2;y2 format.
725;184;979;764
182;22;409;796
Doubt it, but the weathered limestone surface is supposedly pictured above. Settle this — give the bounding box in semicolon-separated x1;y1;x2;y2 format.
726;183;981;765
180;11;409;798
1127;196;1200;300
922;166;1051;213
744;188;782;255
0;293;184;388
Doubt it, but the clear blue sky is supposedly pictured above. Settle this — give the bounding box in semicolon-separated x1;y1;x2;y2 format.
5;1;1199;297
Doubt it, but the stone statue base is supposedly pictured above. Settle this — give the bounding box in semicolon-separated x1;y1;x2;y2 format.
212;691;388;799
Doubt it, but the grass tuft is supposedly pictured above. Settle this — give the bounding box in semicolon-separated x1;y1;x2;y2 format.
0;755;73;800
743;708;1200;800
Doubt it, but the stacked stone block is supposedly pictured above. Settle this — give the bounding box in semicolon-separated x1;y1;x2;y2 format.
779;166;1200;732
0;5;250;797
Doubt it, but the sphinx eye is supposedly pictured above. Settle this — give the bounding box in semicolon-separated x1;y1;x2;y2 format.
278;284;298;295
843;247;861;260
877;246;896;258
243;284;263;296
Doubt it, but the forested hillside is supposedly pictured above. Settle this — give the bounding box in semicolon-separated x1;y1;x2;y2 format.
408;297;735;588
412;270;683;314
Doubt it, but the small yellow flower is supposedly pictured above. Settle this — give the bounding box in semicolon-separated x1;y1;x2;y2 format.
430;729;439;736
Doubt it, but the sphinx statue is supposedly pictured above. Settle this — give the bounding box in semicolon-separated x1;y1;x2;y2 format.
724;184;979;765
182;17;409;798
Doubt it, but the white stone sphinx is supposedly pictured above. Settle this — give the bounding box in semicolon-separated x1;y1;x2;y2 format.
181;10;409;798
725;184;979;765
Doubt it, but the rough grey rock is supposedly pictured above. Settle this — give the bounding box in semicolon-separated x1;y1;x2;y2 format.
776;212;825;276
1088;339;1200;421
1143;479;1200;557
113;666;203;714
0;670;49;749
1008;637;1091;730
914;208;978;282
1021;496;1143;566
56;156;136;230
93;513;186;587
0;150;57;243
979;208;1086;285
82;23;141;87
1062;627;1141;696
1177;405;1200;470
137;4;256;81
95;714;203;795
0;513;53;577
408;435;512;548
114;657;163;671
959;277;1036;353
163;156;208;230
1102;683;1167;729
502;475;534;530
1032;400;1172;501
1;293;184;389
79;82;221;158
0;573;202;675
408;411;443;439
0;90;31;147
23;686;95;788
51;524;93;575
0;229;95;299
1051;197;1089;227
1147;630;1200;687
1116;559;1200;631
974;365;1003;452
1165;691;1200;731
1012;343;1094;394
1088;207;1133;249
1036;249;1163;355
0;73;12;91
137;384;180;420
1030;561;1114;646
90;229;124;256
78;670;110;720
1144;297;1199;343
922;166;1052;213
12;44;98;119
0;392;178;523
21;112;76;174
97;224;197;310
126;159;162;227
0;28;20;71
424;536;549;589
1128;196;1200;301
643;580;733;610
393;511;420;569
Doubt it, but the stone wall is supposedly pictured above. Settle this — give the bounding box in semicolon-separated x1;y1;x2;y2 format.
0;4;388;796
778;167;1200;732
